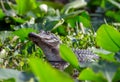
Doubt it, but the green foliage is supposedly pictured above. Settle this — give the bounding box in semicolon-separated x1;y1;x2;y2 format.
107;0;120;9
15;0;37;15
60;44;79;69
106;11;120;22
78;16;91;27
96;24;120;52
98;53;116;62
29;58;74;82
0;0;120;82
0;69;36;82
13;28;37;41
78;68;107;82
12;17;26;24
0;78;15;82
67;12;91;28
78;57;120;82
112;68;120;82
0;9;5;20
62;0;86;14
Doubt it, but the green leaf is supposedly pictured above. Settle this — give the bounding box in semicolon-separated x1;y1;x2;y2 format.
67;13;91;28
98;53;116;62
29;58;74;82
13;28;36;41
44;21;58;31
106;11;120;22
100;0;106;8
53;25;68;36
45;18;64;31
16;0;37;15
90;61;119;82
60;44;80;69
0;68;35;82
0;9;5;20
62;10;84;19
12;17;26;24
107;0;120;9
78;68;107;82
0;78;15;82
78;16;91;27
81;11;91;20
92;48;116;62
112;68;120;82
101;62;118;82
67;16;78;28
62;0;87;14
96;24;120;52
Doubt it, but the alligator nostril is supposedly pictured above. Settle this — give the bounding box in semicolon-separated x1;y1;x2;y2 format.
28;32;39;39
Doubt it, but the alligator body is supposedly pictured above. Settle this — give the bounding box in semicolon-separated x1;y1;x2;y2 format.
28;31;99;64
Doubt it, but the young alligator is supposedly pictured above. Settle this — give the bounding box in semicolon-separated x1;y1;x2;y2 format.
28;31;99;68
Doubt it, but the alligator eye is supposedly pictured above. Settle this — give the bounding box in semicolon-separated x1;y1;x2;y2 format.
51;48;59;55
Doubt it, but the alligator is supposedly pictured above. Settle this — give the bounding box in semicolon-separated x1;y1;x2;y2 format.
28;31;99;69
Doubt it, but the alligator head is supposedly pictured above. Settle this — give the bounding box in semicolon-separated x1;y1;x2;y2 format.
28;30;63;62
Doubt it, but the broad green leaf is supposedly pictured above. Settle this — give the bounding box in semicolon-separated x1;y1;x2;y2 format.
98;53;116;62
96;24;120;52
78;16;91;27
91;61;119;82
112;68;120;82
67;18;76;28
44;18;64;31
0;78;15;82
13;28;36;41
107;0;120;9
100;0;106;8
0;9;5;20
0;69;35;82
44;21;58;31
101;62;118;82
92;47;116;62
12;17;26;24
54;25;68;36
81;11;91;20
67;13;91;28
62;0;87;14
52;19;64;30
106;11;120;22
78;68;107;82
67;16;78;28
16;0;37;15
60;44;80;69
29;58;74;82
62;10;84;19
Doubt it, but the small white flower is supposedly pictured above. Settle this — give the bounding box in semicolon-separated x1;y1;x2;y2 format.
29;17;35;24
0;49;7;58
39;4;48;13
